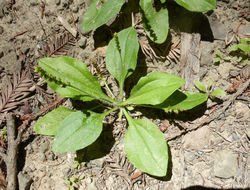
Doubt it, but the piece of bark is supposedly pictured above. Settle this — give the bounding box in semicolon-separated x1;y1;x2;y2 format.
6;113;17;190
179;33;201;91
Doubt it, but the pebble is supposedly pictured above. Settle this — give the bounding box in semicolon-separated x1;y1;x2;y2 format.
90;157;105;168
55;0;60;5
208;18;227;40
18;172;32;190
63;168;71;177
0;26;3;34
30;0;39;6
184;151;196;162
232;133;239;141
214;150;238;178
39;154;46;162
72;5;78;13
40;141;50;153
218;113;225;120
78;0;85;6
87;182;98;190
78;37;87;48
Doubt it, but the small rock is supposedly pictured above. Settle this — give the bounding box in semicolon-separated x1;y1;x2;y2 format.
18;172;32;190
87;181;98;190
24;166;33;173
40;141;50;153
184;151;196;162
47;153;55;161
39;154;46;162
78;0;85;6
0;26;3;34
30;0;38;6
78;37;87;48
87;162;92;169
232;133;239;141
183;126;211;150
63;168;71;177
72;5;78;13
55;0;60;5
90;157;105;168
218;113;225;120
214;150;238;178
200;41;214;66
208;18;227;40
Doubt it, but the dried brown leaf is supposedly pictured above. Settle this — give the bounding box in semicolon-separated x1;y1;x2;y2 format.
39;32;75;57
0;70;32;113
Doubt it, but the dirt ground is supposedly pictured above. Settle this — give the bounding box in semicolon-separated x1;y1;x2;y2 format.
0;0;249;190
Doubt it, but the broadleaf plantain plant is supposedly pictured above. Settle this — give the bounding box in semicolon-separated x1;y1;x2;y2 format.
81;0;216;44
34;27;209;176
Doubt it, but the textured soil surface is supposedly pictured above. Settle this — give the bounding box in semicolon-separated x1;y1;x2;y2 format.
0;0;249;190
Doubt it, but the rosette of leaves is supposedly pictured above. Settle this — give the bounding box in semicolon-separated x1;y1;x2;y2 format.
34;27;209;177
81;0;216;44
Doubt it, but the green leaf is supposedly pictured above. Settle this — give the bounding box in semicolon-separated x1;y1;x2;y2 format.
37;56;113;102
207;78;214;91
124;114;168;177
106;27;139;88
213;57;221;63
237;43;250;53
210;89;226;97
153;91;208;112
123;72;185;105
140;0;169;44
194;81;207;92
216;50;222;58
52;111;106;152
175;0;216;12
160;0;166;3
243;59;248;66
229;44;238;52
81;0;124;33
34;107;75;136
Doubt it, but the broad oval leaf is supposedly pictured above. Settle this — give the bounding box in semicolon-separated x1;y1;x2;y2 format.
140;0;169;44
194;81;207;93
38;56;113;102
154;90;208;113
175;0;216;12
106;27;139;87
210;89;226;97
123;72;185;105
81;0;124;33
52;111;105;152
34;107;75;136
124;116;168;176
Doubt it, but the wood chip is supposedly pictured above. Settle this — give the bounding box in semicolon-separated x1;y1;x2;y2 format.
58;16;77;38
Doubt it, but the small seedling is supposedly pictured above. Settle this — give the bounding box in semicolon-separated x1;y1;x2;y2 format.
65;175;84;190
0;126;7;141
229;38;250;66
214;50;231;64
194;78;226;99
34;27;211;177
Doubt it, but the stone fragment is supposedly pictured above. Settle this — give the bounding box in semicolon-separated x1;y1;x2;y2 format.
183;126;211;150
208;18;227;40
18;172;32;190
55;0;60;5
214;150;238;178
30;0;39;6
78;37;87;48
